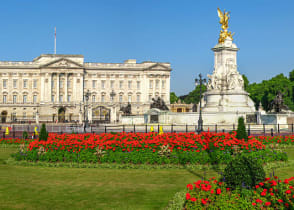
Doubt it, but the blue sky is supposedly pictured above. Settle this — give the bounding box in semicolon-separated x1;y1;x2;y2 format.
0;0;293;95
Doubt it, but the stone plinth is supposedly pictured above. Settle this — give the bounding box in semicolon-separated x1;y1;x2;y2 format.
203;37;255;113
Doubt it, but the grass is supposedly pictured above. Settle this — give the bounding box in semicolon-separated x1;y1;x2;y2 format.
0;147;294;209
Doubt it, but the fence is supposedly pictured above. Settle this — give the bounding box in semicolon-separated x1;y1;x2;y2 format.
1;123;294;139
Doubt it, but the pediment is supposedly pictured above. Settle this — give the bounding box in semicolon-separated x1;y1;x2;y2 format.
41;58;84;68
145;63;170;71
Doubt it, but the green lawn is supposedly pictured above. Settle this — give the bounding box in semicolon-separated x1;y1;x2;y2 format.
0;147;294;210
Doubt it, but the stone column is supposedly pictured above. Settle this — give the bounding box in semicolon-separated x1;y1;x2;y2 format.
40;74;45;103
48;73;52;102
65;73;68;102
36;112;40;124
56;73;60;102
88;107;92;123
79;110;83;124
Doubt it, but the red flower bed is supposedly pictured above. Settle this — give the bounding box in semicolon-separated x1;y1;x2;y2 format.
27;131;265;153
185;176;294;209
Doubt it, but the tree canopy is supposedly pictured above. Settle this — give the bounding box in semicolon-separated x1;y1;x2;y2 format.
170;92;178;104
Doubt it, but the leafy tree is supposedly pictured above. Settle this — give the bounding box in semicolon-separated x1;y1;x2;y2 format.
242;74;249;91
289;69;294;82
182;85;207;104
39;123;48;141
247;73;294;111
170;92;178;104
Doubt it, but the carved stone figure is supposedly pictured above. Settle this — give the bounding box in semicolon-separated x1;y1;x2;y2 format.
120;102;132;116
150;97;169;110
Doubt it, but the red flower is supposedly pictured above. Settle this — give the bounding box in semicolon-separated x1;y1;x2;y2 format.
265;202;271;206
216;188;221;195
286;190;291;194
201;199;207;205
186;193;191;200
255;185;259;189
256;199;263;203
210;189;214;194
190;197;197;202
261;191;266;196
278;199;283;203
187;184;193;190
252;202;256;206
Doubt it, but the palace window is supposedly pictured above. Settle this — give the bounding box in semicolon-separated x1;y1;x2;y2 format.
12;112;16;121
67;95;71;102
119;95;123;102
3;95;6;103
13;79;17;88
92;80;96;89
137;95;140;102
162;80;165;89
23;95;27;103
13;95;17;103
59;80;63;88
51;95;54;102
51;79;54;88
3;80;7;89
128;95;132;102
59;95;63;102
137;81;140;89
111;81;114;89
149;80;153;89
101;95;105;102
101;80;105;89
33;95;37;103
33;79;37;88
156;80;160;89
67;80;71;88
92;95;96;102
119;81;123;89
128;81;132;89
23;79;27;88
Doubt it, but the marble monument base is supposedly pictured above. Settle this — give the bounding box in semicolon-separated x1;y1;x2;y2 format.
202;89;256;113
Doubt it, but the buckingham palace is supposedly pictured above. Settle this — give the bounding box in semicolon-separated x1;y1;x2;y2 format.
0;54;171;123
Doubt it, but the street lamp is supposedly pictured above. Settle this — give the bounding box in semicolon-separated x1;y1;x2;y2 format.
84;89;91;132
195;74;206;133
110;90;116;103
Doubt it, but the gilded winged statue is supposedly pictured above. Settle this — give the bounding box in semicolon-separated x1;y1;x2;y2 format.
217;8;229;30
217;8;234;44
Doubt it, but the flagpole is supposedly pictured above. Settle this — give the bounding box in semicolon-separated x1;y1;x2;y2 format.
54;27;56;54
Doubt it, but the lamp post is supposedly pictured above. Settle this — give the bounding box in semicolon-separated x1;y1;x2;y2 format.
110;90;116;103
84;90;91;132
195;74;206;133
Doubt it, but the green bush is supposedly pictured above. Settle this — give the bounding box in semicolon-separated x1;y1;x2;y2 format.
22;131;28;139
222;154;265;190
39;124;48;141
236;117;248;140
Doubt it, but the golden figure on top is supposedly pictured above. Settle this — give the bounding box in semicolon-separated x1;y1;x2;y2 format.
217;8;234;44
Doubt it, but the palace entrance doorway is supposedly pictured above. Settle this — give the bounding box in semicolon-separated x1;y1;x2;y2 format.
58;107;66;122
1;111;7;123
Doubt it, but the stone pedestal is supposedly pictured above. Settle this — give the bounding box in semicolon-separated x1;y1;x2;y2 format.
203;37;255;113
79;111;83;124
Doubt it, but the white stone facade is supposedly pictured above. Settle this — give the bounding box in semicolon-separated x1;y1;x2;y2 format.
0;54;171;123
